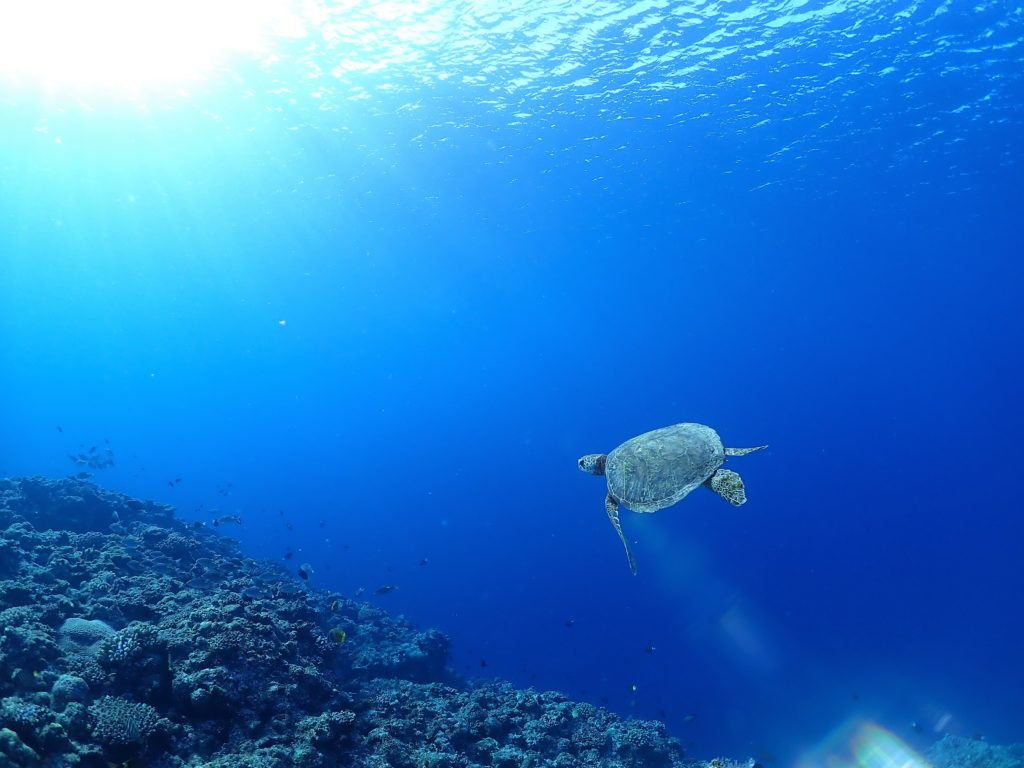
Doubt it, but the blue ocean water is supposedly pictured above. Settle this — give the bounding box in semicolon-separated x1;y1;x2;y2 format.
1;0;1021;764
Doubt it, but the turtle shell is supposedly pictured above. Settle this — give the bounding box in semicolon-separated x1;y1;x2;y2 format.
606;423;725;513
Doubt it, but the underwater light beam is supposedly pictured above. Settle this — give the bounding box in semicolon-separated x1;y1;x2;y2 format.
0;0;301;93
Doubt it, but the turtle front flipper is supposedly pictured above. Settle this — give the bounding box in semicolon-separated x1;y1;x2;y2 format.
705;469;747;506
605;494;638;575
724;444;767;457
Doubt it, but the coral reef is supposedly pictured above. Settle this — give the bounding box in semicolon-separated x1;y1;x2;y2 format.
6;476;1019;768
0;476;704;768
927;734;1024;768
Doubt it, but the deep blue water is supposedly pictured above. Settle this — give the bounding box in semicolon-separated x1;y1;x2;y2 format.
2;0;1022;764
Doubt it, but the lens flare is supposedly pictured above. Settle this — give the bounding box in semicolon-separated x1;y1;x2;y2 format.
797;720;933;768
852;724;932;768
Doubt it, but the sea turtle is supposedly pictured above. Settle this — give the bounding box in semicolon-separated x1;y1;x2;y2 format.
578;423;767;574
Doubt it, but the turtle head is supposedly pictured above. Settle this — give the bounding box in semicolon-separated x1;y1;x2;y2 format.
578;454;607;476
707;468;747;506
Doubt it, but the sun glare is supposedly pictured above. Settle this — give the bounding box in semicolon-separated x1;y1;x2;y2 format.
0;0;306;94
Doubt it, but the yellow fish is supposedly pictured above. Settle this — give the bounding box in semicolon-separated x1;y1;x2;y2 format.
328;627;347;644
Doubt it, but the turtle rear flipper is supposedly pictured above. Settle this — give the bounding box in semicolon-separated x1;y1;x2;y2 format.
605;494;638;575
724;444;767;457
706;469;747;506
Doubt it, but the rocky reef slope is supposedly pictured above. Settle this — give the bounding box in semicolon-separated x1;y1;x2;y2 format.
0;476;718;768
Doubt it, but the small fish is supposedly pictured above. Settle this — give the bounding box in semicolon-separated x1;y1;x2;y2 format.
168;481;174;487
212;514;242;527
419;558;429;566
565;618;575;628
57;426;63;432
319;520;326;528
374;585;396;595
283;551;294;560
89;446;97;453
329;599;339;612
297;563;314;581
328;627;347;644
629;683;638;693
75;472;91;480
286;522;294;531
644;644;656;654
354;587;366;597
682;714;698;723
480;659;488;668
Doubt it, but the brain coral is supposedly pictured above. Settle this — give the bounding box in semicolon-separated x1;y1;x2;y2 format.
57;618;115;652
